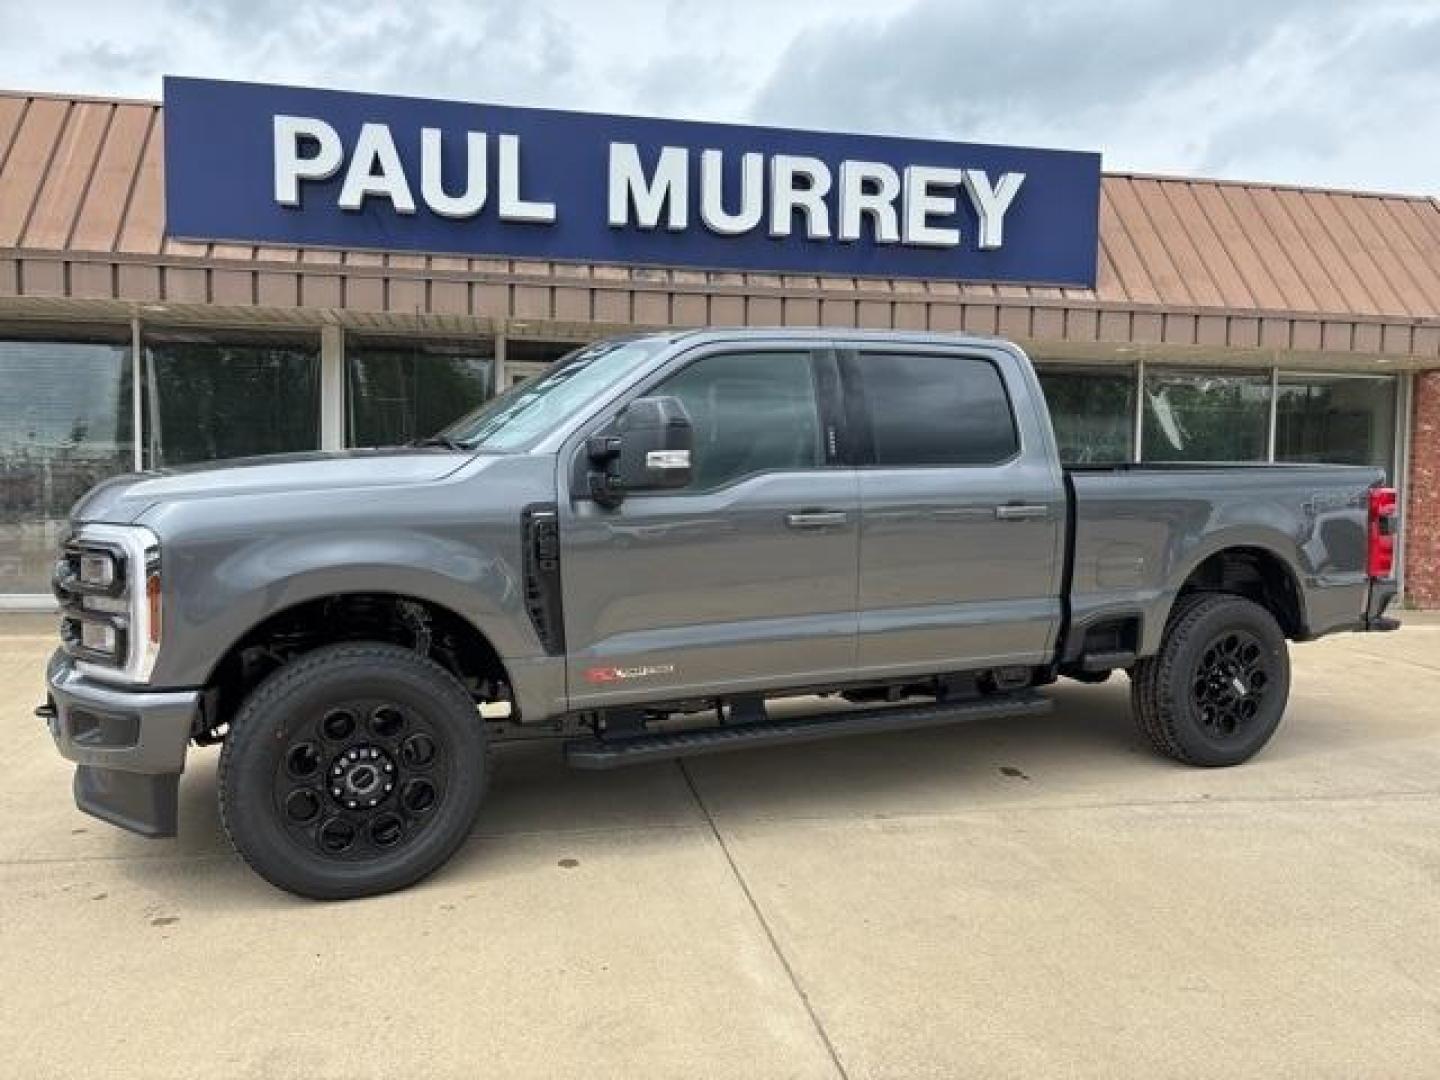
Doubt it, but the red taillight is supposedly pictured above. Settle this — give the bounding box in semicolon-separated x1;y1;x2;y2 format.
1367;486;1398;579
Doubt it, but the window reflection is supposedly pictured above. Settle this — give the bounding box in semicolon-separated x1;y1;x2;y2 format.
1142;369;1271;462
0;337;133;593
1275;374;1396;476
346;339;493;447
1037;366;1135;464
143;334;321;467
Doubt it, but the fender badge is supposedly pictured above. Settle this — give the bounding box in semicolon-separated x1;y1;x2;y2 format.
584;663;676;684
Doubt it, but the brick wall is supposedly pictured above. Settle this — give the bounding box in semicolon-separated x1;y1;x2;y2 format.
1406;370;1440;608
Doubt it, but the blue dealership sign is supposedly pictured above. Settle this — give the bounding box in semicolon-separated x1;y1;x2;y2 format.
164;77;1101;287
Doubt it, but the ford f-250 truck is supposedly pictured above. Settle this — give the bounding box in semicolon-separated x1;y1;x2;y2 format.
41;329;1401;899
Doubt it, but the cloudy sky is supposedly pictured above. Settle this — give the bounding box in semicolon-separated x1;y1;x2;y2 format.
2;0;1437;194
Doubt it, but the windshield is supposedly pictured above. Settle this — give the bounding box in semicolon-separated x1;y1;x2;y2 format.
440;338;666;451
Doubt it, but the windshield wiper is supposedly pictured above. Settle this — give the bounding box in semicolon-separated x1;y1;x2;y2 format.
408;435;469;451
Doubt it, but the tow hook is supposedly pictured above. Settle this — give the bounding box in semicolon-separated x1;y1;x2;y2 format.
35;699;58;736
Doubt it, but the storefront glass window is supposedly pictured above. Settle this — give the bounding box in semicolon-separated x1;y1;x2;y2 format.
503;339;585;390
1036;365;1136;464
346;339;493;447
143;334;321;467
0;336;134;593
1142;369;1270;462
507;339;581;365
1275;374;1396;476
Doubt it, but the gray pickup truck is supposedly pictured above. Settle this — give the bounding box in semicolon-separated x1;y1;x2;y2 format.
41;329;1400;898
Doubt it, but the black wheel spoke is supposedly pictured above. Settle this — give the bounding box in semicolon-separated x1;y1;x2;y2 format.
317;816;357;854
400;777;438;816
285;742;321;779
401;733;437;769
322;709;356;741
284;787;322;824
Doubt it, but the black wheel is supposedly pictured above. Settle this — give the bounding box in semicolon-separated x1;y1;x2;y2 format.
1130;594;1290;767
219;643;488;900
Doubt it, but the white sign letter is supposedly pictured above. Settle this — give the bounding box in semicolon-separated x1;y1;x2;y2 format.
837;160;900;243
769;155;832;240
608;143;689;230
338;123;415;214
421;129;488;219
902;165;964;247
699;149;763;235
962;170;1025;250
498;133;556;224
273;115;343;207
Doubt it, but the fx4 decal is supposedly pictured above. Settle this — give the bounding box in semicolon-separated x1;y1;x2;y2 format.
583;663;677;684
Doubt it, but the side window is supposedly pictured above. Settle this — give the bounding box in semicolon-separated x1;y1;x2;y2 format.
856;352;1018;466
652;351;823;490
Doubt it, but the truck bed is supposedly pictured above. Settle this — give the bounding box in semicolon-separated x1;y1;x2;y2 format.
1063;461;1384;657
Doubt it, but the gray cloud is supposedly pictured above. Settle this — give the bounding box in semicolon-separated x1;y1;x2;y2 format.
618;49;747;115
55;40;167;81
750;0;1305;136
155;0;585;104
748;0;1440;190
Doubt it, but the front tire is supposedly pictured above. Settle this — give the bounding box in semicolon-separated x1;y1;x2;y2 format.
1131;594;1291;767
219;643;488;900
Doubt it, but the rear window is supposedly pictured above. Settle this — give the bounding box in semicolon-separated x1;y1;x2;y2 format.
856;352;1019;466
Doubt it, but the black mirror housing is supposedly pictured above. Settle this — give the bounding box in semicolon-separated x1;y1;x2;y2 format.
583;396;694;507
617;396;694;491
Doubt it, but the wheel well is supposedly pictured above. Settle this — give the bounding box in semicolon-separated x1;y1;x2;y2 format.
1174;547;1305;639
200;593;512;741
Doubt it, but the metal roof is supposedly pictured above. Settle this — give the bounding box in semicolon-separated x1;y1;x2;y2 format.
1;91;1437;360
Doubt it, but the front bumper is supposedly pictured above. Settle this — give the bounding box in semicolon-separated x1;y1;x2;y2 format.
41;650;199;837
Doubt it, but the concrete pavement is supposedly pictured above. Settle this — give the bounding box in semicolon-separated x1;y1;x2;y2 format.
2;615;1439;1078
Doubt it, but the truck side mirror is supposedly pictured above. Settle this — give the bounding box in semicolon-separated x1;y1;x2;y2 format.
586;396;693;506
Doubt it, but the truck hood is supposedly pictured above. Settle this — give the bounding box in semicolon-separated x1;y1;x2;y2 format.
72;448;475;524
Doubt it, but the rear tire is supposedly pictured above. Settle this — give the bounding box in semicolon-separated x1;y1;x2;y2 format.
219;643;488;900
1131;594;1290;767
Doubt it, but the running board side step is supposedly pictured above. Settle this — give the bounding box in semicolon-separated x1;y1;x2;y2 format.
565;692;1053;770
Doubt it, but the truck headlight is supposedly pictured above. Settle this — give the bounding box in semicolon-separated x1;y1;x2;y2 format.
77;551;119;590
79;619;119;655
55;524;161;685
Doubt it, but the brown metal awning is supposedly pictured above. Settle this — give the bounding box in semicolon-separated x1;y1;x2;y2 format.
1;90;1437;364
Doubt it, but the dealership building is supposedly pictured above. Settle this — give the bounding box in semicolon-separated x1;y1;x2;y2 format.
1;80;1438;609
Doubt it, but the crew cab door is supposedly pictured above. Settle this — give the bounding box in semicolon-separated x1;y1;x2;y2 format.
841;343;1066;676
559;343;858;708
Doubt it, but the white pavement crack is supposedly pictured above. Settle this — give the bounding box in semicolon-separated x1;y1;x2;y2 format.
678;759;851;1080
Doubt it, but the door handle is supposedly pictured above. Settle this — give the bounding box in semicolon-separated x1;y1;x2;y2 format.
785;511;849;529
994;503;1050;521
